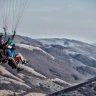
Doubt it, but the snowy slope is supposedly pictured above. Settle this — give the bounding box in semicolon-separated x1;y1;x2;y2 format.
1;35;96;95
38;38;96;57
16;44;87;83
37;38;89;47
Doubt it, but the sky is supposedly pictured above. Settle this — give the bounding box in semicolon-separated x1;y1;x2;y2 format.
1;0;96;43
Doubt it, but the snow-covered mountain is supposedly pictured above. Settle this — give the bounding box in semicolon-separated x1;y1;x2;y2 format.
38;38;96;57
1;36;96;95
37;38;89;47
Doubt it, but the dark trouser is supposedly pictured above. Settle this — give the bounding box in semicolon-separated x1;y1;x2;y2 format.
7;57;18;69
7;57;24;71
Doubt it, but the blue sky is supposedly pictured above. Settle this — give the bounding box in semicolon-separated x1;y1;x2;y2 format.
1;0;96;43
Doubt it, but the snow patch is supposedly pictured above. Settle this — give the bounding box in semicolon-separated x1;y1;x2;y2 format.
0;81;10;84
88;56;96;61
24;92;46;96
70;59;74;63
64;50;76;55
0;66;24;82
20;65;46;79
0;90;14;96
50;78;72;86
0;77;31;88
16;43;55;60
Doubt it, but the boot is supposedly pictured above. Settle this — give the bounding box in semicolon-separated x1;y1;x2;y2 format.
22;60;30;64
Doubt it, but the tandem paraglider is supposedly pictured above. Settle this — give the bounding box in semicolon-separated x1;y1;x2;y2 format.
0;0;30;71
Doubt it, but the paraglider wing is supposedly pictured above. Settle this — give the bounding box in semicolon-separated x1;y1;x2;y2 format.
0;0;31;40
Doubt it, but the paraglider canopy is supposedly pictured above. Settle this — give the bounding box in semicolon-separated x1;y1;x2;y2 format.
0;0;30;40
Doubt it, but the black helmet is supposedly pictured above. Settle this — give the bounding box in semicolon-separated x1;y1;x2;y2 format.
0;33;4;37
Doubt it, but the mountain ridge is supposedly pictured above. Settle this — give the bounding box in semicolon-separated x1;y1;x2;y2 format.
0;35;96;95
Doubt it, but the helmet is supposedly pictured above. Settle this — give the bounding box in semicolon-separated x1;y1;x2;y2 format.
8;40;14;46
0;33;3;37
